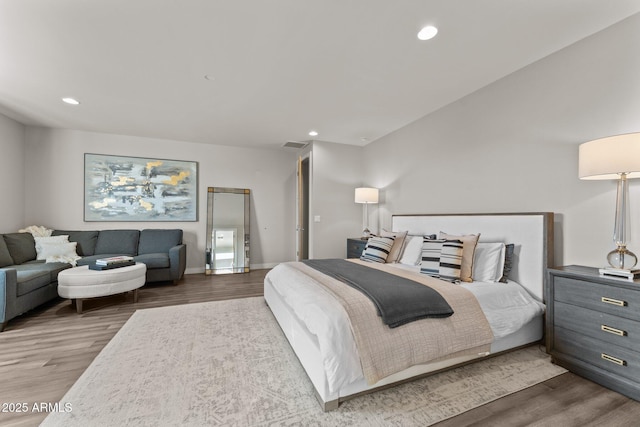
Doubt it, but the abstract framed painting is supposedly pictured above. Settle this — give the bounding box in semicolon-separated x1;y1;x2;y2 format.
84;153;198;222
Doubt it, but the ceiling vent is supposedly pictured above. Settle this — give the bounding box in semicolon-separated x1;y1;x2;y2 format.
282;141;309;149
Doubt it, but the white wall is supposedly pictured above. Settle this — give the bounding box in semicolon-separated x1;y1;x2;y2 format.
24;127;297;273
309;141;364;258
0;113;26;232
363;14;640;268
9;14;640;271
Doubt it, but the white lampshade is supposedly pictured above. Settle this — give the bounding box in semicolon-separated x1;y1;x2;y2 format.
355;187;379;204
579;132;640;270
579;133;640;180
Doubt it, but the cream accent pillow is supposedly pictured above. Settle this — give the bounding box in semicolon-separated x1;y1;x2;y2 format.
38;241;81;266
34;235;69;260
438;231;480;282
380;229;408;263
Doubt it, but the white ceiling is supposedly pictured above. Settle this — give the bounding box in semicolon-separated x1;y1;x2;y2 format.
1;1;639;149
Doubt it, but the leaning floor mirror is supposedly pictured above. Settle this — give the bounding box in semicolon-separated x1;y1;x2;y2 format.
205;187;250;274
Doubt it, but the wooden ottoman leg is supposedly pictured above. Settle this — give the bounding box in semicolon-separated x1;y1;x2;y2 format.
76;299;83;314
133;288;139;303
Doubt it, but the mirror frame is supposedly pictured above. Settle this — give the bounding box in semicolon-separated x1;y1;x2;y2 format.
205;187;250;275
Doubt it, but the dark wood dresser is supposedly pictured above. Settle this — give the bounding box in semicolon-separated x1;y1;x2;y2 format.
546;265;640;400
346;238;368;259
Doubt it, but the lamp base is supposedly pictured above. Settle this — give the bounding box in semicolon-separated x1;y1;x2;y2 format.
607;244;638;270
361;228;371;239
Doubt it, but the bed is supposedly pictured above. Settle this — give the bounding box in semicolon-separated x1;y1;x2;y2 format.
264;212;554;411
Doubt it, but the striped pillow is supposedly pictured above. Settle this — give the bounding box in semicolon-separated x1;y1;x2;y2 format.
438;240;464;282
420;238;464;282
360;236;395;263
439;231;480;282
420;238;445;277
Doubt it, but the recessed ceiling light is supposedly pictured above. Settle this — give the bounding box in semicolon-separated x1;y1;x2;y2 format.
62;97;80;105
417;25;438;41
308;130;318;137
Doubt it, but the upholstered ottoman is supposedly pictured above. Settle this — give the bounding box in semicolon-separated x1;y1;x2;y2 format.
57;263;147;313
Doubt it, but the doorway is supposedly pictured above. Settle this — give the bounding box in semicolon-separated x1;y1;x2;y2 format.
297;155;310;260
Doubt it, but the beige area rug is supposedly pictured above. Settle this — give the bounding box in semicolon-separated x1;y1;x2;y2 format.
42;297;566;427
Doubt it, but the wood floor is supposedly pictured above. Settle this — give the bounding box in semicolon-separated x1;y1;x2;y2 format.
1;270;639;427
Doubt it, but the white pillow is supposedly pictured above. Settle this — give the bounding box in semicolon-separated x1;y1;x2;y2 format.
473;242;506;282
38;241;81;266
398;236;424;265
34;235;69;260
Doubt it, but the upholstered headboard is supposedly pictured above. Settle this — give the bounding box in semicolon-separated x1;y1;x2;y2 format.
391;213;554;302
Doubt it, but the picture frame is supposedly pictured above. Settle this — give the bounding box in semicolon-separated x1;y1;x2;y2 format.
84;153;198;222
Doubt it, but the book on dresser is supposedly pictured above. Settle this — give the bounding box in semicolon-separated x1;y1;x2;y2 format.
598;267;640;281
95;256;134;266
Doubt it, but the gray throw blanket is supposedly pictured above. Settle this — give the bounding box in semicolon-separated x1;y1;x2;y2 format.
302;259;453;328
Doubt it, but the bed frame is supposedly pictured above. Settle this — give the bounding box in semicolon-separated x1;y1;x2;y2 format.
264;212;554;411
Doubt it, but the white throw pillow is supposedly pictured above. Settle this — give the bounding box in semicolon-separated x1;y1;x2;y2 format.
38;241;81;266
473;242;506;282
34;235;69;260
398;236;424;265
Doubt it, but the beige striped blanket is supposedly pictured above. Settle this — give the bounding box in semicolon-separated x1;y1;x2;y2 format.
289;259;494;384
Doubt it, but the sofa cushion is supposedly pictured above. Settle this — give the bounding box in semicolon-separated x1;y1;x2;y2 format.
138;229;183;255
21;260;72;282
0;235;14;267
95;230;140;256
15;268;51;296
133;253;170;269
3;233;37;265
52;230;99;256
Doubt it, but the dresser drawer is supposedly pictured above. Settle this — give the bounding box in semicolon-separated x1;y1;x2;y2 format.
554;276;640;322
555;301;640;352
555;326;640;382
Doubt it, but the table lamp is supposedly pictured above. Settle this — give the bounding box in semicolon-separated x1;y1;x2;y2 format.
579;132;640;269
355;187;379;238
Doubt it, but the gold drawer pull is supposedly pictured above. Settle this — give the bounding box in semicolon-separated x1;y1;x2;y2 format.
601;325;627;337
601;297;627;307
601;353;627;366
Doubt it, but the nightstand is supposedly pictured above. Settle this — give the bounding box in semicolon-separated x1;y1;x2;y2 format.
546;265;640;400
347;238;368;259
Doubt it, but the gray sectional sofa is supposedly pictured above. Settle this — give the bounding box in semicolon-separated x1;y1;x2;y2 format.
0;229;186;331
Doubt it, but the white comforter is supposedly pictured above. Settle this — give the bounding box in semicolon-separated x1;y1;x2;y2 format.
265;262;544;393
460;281;545;339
